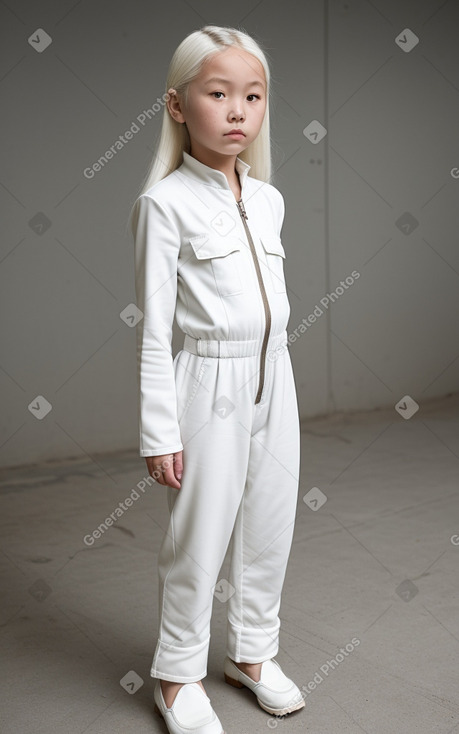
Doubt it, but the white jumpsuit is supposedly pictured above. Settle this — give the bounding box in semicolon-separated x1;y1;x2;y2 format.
134;150;301;683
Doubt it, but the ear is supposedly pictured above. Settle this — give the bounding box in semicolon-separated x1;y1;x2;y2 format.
166;88;186;124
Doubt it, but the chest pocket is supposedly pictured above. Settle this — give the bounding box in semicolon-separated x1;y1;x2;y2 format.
188;233;244;297
259;234;287;293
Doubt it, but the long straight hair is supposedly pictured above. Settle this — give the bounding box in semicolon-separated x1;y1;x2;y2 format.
128;25;273;239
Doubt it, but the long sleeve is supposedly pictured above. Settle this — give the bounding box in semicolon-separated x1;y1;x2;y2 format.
134;194;183;457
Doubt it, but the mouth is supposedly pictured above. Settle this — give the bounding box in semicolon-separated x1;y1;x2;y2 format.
225;130;246;137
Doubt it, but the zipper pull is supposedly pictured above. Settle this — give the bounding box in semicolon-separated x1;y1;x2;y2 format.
236;198;248;220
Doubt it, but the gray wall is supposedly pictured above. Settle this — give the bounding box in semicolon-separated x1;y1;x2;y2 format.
1;1;458;469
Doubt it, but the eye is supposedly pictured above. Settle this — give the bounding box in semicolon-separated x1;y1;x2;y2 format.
210;92;261;101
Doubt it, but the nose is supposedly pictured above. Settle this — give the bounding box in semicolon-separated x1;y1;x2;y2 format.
229;108;245;122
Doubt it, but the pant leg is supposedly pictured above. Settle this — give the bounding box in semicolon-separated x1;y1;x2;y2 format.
226;345;301;662
150;349;256;683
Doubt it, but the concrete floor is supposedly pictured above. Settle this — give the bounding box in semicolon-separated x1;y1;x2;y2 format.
1;393;458;733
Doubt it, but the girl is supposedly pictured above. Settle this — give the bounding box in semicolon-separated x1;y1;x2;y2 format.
130;25;305;734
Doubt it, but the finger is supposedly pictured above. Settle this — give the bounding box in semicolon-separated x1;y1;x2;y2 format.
152;461;168;485
164;467;181;490
155;457;180;488
146;458;167;485
174;451;183;480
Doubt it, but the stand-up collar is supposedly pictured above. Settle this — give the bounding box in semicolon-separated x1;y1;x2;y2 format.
178;150;251;190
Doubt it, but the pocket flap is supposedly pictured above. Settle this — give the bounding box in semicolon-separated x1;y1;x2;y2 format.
188;234;242;259
260;234;286;258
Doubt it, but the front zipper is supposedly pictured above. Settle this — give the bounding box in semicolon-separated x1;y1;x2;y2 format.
236;197;272;404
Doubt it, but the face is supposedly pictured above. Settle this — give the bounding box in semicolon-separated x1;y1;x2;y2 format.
167;46;267;161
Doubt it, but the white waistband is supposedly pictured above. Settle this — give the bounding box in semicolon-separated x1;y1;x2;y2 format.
183;330;288;358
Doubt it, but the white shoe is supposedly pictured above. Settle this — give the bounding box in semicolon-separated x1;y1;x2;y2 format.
153;679;225;734
223;656;305;716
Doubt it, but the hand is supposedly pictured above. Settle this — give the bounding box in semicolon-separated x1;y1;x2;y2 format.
145;451;183;490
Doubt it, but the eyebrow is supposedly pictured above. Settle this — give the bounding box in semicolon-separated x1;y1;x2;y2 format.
204;77;264;88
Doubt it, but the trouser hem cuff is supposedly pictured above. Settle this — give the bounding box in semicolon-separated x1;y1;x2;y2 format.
150;634;210;682
226;620;280;662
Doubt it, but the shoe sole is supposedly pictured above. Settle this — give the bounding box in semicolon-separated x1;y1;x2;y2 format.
224;672;305;716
